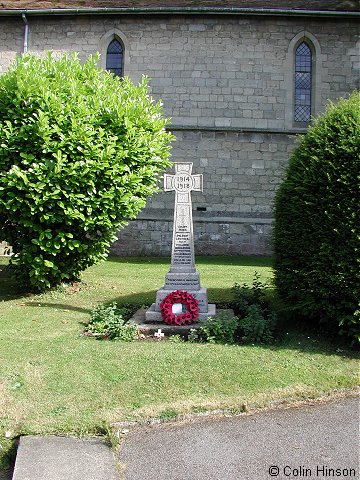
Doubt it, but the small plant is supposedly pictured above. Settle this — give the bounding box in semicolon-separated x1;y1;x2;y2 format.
231;272;277;344
187;328;200;343
85;302;137;341
198;316;238;344
159;409;178;420
168;334;184;343
239;305;276;344
196;274;277;346
231;272;270;317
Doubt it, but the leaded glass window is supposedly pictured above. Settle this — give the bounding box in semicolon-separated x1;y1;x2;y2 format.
294;42;312;123
106;39;123;77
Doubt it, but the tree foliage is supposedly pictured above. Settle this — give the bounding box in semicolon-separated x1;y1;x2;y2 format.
0;53;173;290
273;91;360;344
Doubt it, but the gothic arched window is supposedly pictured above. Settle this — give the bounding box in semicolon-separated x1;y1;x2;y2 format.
106;39;123;77
294;42;312;123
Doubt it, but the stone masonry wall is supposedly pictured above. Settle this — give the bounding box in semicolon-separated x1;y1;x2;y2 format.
110;130;296;256
1;15;358;125
0;13;358;255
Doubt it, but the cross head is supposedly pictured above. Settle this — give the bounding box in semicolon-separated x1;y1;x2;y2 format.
164;163;203;198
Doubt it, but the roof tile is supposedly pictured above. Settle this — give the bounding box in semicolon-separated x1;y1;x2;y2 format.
0;1;359;12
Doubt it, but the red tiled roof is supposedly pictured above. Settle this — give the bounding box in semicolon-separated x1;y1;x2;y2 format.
0;1;359;12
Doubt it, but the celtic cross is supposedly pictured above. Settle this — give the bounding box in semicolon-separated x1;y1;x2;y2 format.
164;162;203;273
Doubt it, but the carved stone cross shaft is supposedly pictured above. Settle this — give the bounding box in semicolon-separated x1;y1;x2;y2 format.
144;161;214;321
164;162;203;274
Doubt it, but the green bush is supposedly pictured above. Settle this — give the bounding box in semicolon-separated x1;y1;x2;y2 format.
198;316;238;344
231;273;277;344
0;53;173;291
231;272;271;317
273;92;360;344
85;302;137;341
239;305;276;344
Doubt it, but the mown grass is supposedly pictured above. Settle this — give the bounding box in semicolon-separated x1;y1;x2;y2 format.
0;256;359;474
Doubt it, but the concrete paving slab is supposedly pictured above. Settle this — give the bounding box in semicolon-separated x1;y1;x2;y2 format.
12;436;119;480
119;396;360;480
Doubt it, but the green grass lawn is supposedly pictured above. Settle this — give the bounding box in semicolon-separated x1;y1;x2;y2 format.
0;256;359;472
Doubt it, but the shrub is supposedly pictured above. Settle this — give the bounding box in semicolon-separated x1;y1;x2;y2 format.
231;273;277;344
198;316;238;344
231;272;271;318
273;92;360;344
0;53;173;291
85;302;137;341
239;305;276;344
184;275;277;346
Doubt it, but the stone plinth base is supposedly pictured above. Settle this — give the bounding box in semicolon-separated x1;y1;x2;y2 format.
130;308;234;337
145;302;216;323
146;288;210;322
164;271;201;291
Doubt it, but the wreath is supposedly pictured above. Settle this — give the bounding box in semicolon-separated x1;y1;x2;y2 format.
160;290;199;326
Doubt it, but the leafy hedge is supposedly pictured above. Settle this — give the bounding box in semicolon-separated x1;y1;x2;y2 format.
0;53;173;290
273;91;360;344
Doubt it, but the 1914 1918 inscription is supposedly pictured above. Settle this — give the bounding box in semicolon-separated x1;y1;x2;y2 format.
173;174;193;192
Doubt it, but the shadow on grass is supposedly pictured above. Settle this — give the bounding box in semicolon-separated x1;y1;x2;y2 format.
109;291;157;305
0;437;18;480
0;264;28;302
258;329;360;359
207;287;236;303
196;256;273;267
1;256;358;359
0;463;15;480
23;303;91;314
0;255;272;303
95;288;359;360
102;288;235;306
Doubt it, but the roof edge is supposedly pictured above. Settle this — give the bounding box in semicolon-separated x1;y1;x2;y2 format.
0;7;359;17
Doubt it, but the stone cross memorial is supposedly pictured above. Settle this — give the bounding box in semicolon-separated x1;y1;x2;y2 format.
145;162;216;323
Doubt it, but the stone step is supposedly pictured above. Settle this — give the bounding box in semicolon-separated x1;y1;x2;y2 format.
130;307;234;337
11;436;119;480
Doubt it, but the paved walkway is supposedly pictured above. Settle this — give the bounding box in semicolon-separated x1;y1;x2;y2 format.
6;396;359;480
119;396;359;480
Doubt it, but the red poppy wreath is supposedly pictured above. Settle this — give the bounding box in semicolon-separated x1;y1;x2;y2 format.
160;290;199;326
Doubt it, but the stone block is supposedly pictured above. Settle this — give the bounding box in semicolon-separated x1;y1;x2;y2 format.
145;282;212;322
164;271;201;291
144;302;216;323
252;160;265;169
12;436;118;480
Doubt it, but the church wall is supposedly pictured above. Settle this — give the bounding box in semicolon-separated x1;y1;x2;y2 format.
1;15;358;124
0;13;358;255
110;130;296;257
